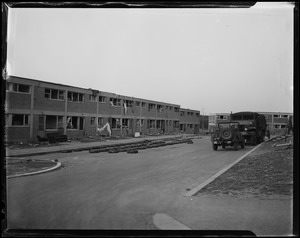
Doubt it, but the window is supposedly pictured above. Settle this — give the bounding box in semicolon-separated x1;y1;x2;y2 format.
273;115;280;118
99;96;106;103
7;83;30;93
136;101;140;107
45;115;64;130
180;111;185;116
157;105;163;112
196;113;200;117
45;88;64;100
68;92;84;102
98;117;104;127
110;98;121;106
124;100;133;107
142;102;147;108
12;114;29;126
147;119;155;128
67;116;79;129
281;125;287;129
39;116;45;131
282;115;288;118
122;118;129;127
46;115;57;129
111;118;121;129
217;115;227;120
91;117;96;126
274;124;280;128
89;95;97;102
148;103;156;111
174;107;180;112
174;121;179;129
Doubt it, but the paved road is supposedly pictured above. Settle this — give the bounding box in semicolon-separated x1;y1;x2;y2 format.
6;136;292;234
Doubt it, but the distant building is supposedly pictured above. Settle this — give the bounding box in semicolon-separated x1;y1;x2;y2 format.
5;76;203;143
259;112;294;135
208;111;293;135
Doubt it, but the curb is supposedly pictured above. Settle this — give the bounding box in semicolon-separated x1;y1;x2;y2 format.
6;161;62;179
185;142;264;197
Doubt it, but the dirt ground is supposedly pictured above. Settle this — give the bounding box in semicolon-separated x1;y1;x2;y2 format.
196;136;293;199
5;159;57;177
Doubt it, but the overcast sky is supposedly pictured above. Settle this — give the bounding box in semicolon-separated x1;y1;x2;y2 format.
6;2;294;114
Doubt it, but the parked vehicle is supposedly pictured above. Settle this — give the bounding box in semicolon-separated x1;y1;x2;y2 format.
211;122;245;151
230;111;267;145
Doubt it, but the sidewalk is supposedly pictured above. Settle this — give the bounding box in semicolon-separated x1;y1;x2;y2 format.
5;134;200;158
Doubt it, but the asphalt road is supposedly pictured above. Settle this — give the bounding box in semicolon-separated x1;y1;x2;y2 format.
6;136;272;231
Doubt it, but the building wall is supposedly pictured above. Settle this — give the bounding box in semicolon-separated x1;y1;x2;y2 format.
5;76;201;143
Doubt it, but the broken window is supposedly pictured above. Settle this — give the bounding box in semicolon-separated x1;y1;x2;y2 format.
180;111;185;116
174;107;180;112
148;103;156;111
157;105;163;112
136;101;140;107
68;92;84;102
45;88;65;100
67;116;79;129
110;98;121;106
39;116;45;131
111;118;121;129
89;95;97;102
98;117;104;127
99;96;106;102
91;117;96;126
8;83;30;93
12;114;29;126
46;115;57;129
122;118;129;127
124;100;133;107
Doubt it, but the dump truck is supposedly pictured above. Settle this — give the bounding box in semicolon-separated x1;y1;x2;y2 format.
230;111;267;145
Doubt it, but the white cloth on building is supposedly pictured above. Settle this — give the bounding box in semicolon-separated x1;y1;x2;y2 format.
97;122;111;137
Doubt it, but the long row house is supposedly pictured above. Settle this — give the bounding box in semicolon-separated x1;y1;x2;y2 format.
5;76;202;143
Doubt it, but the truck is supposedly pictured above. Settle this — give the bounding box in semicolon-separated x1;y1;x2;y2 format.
230;111;267;145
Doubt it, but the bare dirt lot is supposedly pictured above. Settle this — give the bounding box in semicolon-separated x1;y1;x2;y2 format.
6;159;57;177
196;136;293;199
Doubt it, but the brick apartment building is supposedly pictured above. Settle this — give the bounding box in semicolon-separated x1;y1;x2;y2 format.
5;76;202;143
208;112;293;135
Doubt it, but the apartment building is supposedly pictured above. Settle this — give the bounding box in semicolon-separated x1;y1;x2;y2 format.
179;108;201;134
259;112;294;134
208;112;293;135
5;76;202;143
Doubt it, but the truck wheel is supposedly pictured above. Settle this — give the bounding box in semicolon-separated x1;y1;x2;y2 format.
234;142;239;151
251;136;256;146
213;144;218;151
241;140;245;149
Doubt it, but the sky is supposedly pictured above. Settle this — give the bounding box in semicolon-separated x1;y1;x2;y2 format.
6;2;294;114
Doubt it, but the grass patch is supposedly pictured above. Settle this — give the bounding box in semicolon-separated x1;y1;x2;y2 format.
196;137;293;199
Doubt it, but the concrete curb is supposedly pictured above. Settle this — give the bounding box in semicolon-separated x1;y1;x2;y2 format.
6;161;62;179
153;213;191;230
185;142;264;197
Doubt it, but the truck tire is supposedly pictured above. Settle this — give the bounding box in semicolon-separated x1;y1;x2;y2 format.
212;143;218;151
220;128;233;140
241;140;245;149
251;136;256;146
233;142;239;151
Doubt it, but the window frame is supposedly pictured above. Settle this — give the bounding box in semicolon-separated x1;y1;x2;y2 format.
11;114;30;127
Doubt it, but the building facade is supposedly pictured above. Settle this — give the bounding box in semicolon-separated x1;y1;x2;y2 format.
5;76;203;143
208;112;293;135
